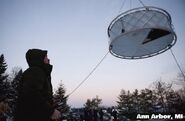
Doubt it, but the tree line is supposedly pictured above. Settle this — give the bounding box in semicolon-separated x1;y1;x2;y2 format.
116;80;185;119
82;81;185;120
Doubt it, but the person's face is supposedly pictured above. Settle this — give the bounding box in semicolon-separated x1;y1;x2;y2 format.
44;55;50;64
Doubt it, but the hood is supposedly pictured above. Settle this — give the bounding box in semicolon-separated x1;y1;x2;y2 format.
26;49;52;75
26;49;47;67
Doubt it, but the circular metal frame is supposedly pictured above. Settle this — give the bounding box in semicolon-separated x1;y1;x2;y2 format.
107;6;177;59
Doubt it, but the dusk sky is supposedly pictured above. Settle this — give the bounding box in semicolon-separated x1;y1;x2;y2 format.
1;0;185;107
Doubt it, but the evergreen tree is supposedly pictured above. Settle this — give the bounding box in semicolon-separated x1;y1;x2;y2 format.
53;81;69;113
117;90;132;115
139;88;153;113
9;68;23;116
0;54;9;101
166;90;181;113
131;89;139;113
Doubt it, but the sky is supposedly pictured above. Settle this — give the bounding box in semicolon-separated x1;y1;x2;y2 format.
0;0;185;108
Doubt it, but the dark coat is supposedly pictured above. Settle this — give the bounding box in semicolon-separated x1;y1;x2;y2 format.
14;49;54;121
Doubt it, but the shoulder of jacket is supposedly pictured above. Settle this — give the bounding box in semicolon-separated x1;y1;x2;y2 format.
24;66;45;76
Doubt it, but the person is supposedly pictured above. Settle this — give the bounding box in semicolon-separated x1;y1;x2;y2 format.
14;49;61;121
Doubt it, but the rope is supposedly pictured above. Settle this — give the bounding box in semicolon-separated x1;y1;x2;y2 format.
68;51;110;96
170;49;185;82
118;0;126;14
138;0;146;7
130;0;132;9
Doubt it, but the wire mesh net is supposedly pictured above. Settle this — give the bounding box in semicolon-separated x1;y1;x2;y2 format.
108;6;176;59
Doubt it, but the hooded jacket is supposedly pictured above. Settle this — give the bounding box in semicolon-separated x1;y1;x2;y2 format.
14;49;54;121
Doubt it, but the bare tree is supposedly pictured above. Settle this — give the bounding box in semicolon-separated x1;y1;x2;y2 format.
176;69;185;86
152;80;173;112
84;95;102;109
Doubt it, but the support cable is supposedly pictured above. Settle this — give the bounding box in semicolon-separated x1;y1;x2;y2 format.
68;51;110;96
170;49;185;82
130;0;132;9
138;0;146;7
118;0;126;14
